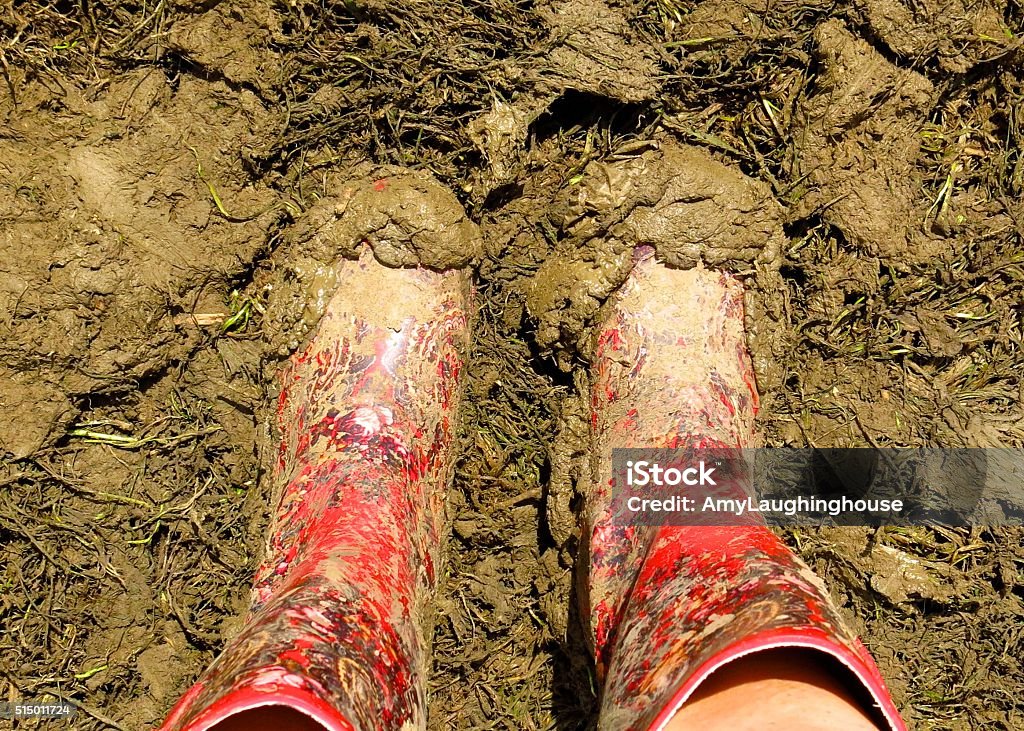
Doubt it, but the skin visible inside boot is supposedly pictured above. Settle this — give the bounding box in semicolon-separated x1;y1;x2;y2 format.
666;649;881;731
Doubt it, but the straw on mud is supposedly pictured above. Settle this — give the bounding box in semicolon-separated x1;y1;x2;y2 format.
67;423;222;450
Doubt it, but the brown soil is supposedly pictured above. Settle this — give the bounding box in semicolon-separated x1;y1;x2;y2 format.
2;0;1023;730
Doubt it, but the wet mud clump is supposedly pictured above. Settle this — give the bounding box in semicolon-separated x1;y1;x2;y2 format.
527;140;784;364
265;166;483;353
291;166;483;271
537;0;661;103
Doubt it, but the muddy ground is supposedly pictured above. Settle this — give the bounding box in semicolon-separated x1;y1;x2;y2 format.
1;0;1023;729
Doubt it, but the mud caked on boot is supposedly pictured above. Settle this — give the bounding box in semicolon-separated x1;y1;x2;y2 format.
160;173;473;731
582;253;905;731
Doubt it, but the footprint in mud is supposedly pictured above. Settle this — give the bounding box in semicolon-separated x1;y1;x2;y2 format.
467;0;667;197
790;21;947;265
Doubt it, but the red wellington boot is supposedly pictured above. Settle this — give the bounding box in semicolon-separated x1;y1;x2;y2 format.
159;245;470;730
582;253;905;731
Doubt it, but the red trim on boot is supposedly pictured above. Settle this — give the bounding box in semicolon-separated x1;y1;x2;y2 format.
160;682;356;731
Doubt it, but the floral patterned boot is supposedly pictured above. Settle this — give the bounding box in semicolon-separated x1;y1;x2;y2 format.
159;249;470;731
582;254;905;731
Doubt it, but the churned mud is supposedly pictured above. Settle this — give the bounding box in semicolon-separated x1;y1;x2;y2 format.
2;0;1023;729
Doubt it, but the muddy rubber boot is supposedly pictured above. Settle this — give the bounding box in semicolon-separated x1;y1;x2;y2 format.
159;250;470;731
582;254;905;731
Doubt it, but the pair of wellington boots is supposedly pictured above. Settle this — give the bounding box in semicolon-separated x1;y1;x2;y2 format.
159;182;905;731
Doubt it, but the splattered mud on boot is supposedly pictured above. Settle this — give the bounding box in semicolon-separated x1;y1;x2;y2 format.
161;253;471;730
582;259;757;674
263;167;483;355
